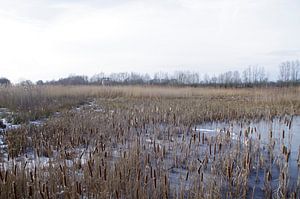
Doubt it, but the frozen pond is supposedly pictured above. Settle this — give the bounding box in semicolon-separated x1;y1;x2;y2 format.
196;115;300;198
1;105;299;198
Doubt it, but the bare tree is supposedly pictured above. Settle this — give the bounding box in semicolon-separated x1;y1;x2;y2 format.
252;66;259;84
279;61;293;85
258;66;267;83
210;75;218;86
203;74;210;85
243;66;252;85
233;71;241;85
291;60;300;84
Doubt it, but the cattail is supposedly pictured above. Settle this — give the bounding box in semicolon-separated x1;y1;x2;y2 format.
204;155;208;168
29;171;34;182
59;164;63;172
266;170;272;182
153;169;157;189
46;185;49;199
137;169;141;181
28;185;33;197
13;181;17;199
226;165;231;179
34;166;37;180
147;153;150;165
186;171;189;181
14;164;17;176
214;143;216;155
88;161;93;177
282;145;287;155
24;161;28;169
116;190;119;199
63;173;67;186
286;150;291;162
173;113;176;124
0;171;2;182
40;191;45;199
145;174;148;184
297;146;300;167
99;165;102;178
281;171;285;182
42;183;46;193
227;130;230;138
201;172;203;182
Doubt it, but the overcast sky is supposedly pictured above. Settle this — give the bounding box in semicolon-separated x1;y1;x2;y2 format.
0;0;300;82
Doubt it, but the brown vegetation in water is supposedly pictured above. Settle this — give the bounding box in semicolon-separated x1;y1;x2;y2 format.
0;85;300;198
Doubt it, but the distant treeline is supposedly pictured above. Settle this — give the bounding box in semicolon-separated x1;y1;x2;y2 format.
1;60;300;87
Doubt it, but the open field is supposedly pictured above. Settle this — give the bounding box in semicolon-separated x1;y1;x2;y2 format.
0;85;300;198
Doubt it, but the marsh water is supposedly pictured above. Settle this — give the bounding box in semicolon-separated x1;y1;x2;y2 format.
197;116;300;198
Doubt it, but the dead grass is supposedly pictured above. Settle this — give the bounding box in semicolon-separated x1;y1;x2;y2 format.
0;85;300;198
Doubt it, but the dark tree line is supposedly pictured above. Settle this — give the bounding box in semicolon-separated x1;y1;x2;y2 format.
0;78;11;86
1;60;299;87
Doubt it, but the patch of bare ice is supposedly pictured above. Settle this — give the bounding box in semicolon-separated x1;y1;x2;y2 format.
195;128;217;133
29;120;45;126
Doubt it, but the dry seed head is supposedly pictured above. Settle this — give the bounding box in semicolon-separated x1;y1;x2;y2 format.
266;170;272;182
286;150;291;162
186;171;189;181
282;145;287;155
289;120;292;130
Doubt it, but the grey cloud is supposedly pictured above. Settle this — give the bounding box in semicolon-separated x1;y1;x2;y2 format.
266;49;300;57
0;0;300;82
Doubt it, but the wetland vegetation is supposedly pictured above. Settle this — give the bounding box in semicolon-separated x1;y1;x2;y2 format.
0;85;300;198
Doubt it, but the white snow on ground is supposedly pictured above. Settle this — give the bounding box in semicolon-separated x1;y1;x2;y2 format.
0;118;21;131
0;101;106;170
29;120;44;126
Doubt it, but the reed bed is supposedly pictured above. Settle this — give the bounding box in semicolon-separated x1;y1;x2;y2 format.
0;85;300;198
